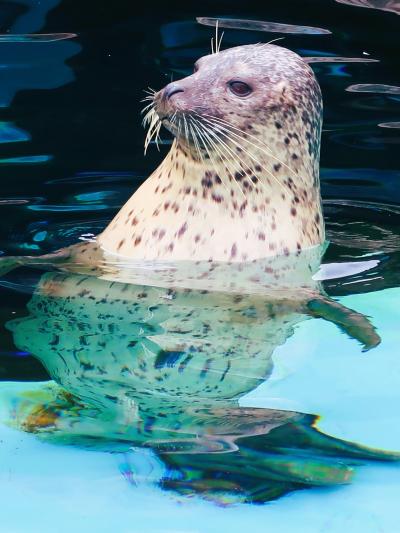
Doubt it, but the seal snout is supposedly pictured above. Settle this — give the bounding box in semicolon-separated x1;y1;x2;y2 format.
154;82;187;126
163;83;185;100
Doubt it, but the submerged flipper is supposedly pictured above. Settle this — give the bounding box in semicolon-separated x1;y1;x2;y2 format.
0;250;69;277
252;418;400;462
161;412;399;504
306;296;381;351
0;256;22;277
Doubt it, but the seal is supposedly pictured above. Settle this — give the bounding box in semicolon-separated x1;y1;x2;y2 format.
0;42;389;505
98;43;324;262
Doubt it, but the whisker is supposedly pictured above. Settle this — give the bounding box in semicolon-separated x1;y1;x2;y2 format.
202;113;300;179
217;31;224;53
188;120;205;165
195;113;291;195
191;117;246;199
190;119;237;200
264;37;285;46
141;102;155;114
198;124;257;200
144;108;162;154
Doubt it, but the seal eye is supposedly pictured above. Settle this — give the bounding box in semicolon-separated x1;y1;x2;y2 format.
228;80;252;97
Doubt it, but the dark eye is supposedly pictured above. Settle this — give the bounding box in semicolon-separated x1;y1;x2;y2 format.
193;63;199;73
228;80;252;97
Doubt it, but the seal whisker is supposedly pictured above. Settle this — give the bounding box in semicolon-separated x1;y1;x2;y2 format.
190;118;238;198
196;113;291;195
217;31;224;53
202;115;300;193
191;117;247;197
214;21;224;53
191;117;250;199
141;101;155;114
187;120;204;163
192;120;240;201
195;116;275;198
144;108;162;154
202;113;302;181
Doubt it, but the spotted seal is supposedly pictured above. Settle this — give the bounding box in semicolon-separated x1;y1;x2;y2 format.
99;43;324;262
0;43;390;504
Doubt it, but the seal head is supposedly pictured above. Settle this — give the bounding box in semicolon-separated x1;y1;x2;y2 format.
99;44;324;262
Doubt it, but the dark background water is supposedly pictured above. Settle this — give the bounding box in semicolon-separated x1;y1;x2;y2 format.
0;0;399;380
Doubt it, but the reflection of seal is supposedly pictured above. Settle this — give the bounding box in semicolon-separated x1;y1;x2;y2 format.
99;44;324;262
3;269;395;504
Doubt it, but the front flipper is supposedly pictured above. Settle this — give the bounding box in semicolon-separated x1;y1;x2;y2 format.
0;241;102;278
0;249;72;277
0;256;22;277
306;296;381;352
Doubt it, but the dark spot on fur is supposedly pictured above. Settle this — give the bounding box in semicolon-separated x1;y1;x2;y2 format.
177;222;188;237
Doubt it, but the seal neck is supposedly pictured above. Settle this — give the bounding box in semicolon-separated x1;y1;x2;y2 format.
99;139;324;261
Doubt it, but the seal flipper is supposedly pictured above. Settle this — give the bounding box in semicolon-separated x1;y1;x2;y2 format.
0;256;22;277
306;296;381;351
0;245;90;278
257;418;400;462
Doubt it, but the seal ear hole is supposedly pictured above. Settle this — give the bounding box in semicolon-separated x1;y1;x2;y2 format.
228;80;252;97
193;62;200;73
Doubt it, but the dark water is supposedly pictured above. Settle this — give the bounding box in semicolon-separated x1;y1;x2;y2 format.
0;0;400;512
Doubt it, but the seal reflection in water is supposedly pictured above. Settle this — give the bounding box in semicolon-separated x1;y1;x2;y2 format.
0;43;397;503
5;257;399;504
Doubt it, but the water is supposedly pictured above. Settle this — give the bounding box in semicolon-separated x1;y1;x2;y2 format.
0;1;400;531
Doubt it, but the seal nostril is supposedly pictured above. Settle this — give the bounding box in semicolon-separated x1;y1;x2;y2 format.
164;84;184;100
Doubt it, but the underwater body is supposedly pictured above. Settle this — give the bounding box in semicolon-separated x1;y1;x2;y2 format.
0;242;397;505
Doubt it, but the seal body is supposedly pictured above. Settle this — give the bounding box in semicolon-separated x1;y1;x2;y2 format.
98;44;324;262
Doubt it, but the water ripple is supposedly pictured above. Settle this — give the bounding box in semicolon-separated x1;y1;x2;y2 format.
0;34;77;42
346;84;400;94
304;56;379;63
378;122;400;128
196;17;331;35
0;155;52;164
335;0;400;15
